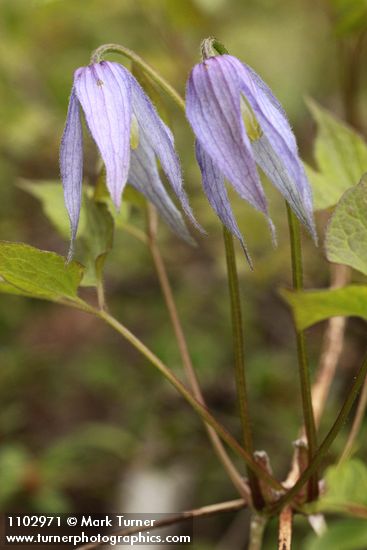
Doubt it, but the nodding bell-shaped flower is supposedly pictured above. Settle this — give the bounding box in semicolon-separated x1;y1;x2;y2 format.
186;51;317;266
60;60;197;258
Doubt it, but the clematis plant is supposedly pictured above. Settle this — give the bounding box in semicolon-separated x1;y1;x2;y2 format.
60;60;197;258
1;35;367;550
186;40;317;264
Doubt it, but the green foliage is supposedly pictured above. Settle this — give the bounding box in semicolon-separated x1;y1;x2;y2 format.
41;423;135;486
0;441;71;512
302;462;367;549
280;285;367;330
325;177;367;275
80;195;114;287
283;176;367;330
0;426;135;510
306;100;367;210
0;445;31;506
19;181;115;287
314;459;367;516
1;1;367;546
18;180;78;238
0;242;83;301
306;519;367;550
31;488;70;514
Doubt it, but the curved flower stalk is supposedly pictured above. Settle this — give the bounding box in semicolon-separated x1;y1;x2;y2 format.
186;52;317;265
60;60;198;258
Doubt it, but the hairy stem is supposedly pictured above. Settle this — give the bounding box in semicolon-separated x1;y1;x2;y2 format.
223;227;264;509
266;352;367;515
286;204;318;501
146;206;250;501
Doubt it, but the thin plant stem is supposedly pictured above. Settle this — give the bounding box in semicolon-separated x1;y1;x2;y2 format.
339;373;367;463
278;507;292;550
89;39;294;510
146;205;251;501
91;44;185;112
90;44;260;503
266;352;367;515
75;498;246;550
94;307;283;492
89;43;270;503
222;227;264;509
284;264;350;489
96;279;106;311
248;514;267;550
286;204;318;501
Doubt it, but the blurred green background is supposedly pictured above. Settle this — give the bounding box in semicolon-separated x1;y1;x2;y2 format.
0;0;366;547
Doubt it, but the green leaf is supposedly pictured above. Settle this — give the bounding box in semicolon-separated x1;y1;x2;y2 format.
17;179;86;238
306;100;367;210
0;279;36;298
306;519;367;550
93;172;136;218
313;460;367;517
304;163;336;213
0;242;84;301
280;285;367;330
325;177;367;275
79;196;114;287
18;180;116;287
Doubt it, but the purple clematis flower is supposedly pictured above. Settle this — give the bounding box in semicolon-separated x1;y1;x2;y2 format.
60;60;197;257
186;53;317;264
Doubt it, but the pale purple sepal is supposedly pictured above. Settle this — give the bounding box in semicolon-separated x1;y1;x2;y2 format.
252;135;316;239
119;67;202;232
226;55;317;241
185;54;317;258
60;88;83;260
129;133;194;244
74;61;132;209
61;60;199;258
196;141;252;267
186;56;269;215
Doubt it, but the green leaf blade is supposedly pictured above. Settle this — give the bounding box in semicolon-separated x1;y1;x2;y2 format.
325;177;367;275
0;242;84;301
306;519;367;550
79;196;114;287
306;100;367;210
280;285;367;330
